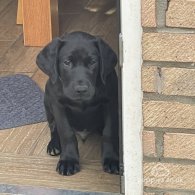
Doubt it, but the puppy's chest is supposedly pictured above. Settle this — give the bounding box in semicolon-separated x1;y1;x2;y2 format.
65;104;104;132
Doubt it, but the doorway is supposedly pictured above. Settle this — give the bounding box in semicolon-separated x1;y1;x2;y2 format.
57;0;122;193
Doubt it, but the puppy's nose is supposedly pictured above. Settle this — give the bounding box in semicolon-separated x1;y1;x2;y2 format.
74;85;88;94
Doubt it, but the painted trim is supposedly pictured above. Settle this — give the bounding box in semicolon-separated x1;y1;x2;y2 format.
120;0;143;194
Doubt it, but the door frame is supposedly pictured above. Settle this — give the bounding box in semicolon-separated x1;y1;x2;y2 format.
120;0;143;194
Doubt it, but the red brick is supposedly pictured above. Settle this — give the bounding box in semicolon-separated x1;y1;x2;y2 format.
142;66;157;93
143;131;156;157
142;0;156;27
143;101;195;129
143;33;195;62
144;162;195;190
164;133;195;160
142;67;195;96
166;0;195;28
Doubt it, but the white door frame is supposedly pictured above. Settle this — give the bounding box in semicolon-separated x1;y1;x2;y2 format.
120;0;143;194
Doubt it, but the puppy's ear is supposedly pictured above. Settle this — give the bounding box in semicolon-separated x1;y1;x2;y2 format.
96;37;117;84
36;37;62;84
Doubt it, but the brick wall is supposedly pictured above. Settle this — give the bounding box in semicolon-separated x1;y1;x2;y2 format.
141;0;195;194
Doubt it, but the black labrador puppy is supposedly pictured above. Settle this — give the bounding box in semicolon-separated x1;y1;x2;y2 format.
36;32;119;176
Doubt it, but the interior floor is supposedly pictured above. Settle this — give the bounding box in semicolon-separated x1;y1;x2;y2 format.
0;0;120;194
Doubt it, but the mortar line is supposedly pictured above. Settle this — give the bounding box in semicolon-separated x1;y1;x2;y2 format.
143;27;195;33
143;93;195;105
156;0;168;28
144;156;195;165
143;61;195;69
155;131;164;158
144;127;195;134
144;187;195;194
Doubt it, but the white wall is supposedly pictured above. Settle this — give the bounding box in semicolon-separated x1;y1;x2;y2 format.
120;0;143;194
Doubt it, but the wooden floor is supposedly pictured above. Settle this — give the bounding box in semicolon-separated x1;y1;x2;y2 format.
0;0;120;194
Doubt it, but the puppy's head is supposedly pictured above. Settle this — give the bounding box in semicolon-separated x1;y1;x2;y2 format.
36;32;117;102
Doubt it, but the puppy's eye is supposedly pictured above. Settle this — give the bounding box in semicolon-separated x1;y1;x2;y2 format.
89;60;97;69
91;60;96;64
63;60;71;68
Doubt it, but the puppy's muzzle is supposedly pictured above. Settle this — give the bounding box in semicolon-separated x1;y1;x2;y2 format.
73;79;95;101
74;84;89;95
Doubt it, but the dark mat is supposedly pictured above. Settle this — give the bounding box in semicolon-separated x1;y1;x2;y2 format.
0;74;46;130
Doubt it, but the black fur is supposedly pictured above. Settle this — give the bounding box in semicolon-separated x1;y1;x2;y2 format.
36;32;119;176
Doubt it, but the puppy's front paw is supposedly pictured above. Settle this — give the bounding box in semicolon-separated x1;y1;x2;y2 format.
56;160;80;176
103;158;119;175
47;139;61;156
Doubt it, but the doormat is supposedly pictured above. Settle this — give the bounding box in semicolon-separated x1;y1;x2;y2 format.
0;74;46;130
